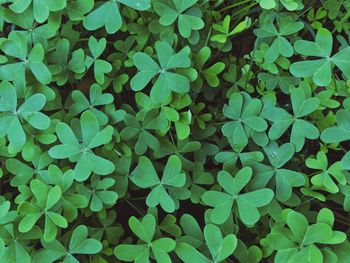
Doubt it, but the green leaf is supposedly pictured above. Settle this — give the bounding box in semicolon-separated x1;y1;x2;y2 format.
154;0;204;38
291;28;350;86
129;214;156;242
84;1;121;34
69;225;102;254
321;110;350;143
131;41;191;103
175;243;209;263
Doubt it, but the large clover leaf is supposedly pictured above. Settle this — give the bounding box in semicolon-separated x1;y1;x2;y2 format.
0;82;50;153
263;87;320;151
202;167;274;225
250;142;305;202
48;111;115;182
18;179;67;242
84;0;151;34
115;214;176;263
130;155;186;212
121;111;168;155
45;165;88;222
6;152;52;186
69;83;114;126
50;38;86;86
222;92;268;149
33;225;102;263
176;223;237;263
254;14;304;63
290;28;350;86
154;0;204;38
131;41;192;103
261;208;346;263
0;32;52;95
0;224;41;263
321;109;350;143
9;0;66;23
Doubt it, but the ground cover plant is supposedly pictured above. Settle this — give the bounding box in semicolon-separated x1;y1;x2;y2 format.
0;0;350;262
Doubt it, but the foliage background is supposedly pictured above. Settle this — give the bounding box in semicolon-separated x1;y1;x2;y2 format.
0;0;350;262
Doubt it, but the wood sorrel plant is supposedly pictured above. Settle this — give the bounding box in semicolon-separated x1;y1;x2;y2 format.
0;0;350;262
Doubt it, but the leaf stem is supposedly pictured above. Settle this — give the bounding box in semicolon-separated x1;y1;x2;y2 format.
230;2;258;19
208;121;230;126
124;199;145;216
199;0;210;7
219;0;252;12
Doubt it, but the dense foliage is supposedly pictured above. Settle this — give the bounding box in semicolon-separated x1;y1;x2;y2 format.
0;0;350;262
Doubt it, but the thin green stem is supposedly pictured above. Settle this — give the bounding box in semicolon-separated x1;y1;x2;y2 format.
219;0;253;12
230;2;258;19
169;129;176;147
208;121;230;126
128;197;147;201
205;26;212;47
199;0;210;7
124;199;145;216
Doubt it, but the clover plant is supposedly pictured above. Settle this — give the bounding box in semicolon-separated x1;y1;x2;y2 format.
0;0;349;262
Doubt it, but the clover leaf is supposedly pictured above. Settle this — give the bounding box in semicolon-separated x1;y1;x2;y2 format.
321;109;350;143
215;143;264;171
49;38;86;86
0;225;41;263
69;83;114;126
202;167;274;225
176;223;237;263
211;15;251;44
84;0;151;34
131;41;192;103
66;0;94;21
190;163;214;204
77;174;118;212
222;92;268;149
44;165;88;222
6;152;52;186
0;32;52;95
0;82;50;153
91;211;124;244
121;111;168;155
342;152;350;171
154;0;204;38
257;0;303;10
264;87;320;151
262;208;346;263
130;155;186;212
190;102;212;129
306;151;346;194
250;142;305;202
9;0;66;23
254;14;303;63
0;200;17;225
48;111;115;182
153;138;201;170
290;28;350;86
258;72;300;93
84;36;112;84
193;47;225;88
115;214;176;263
18;179;67;242
33;225;102;263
